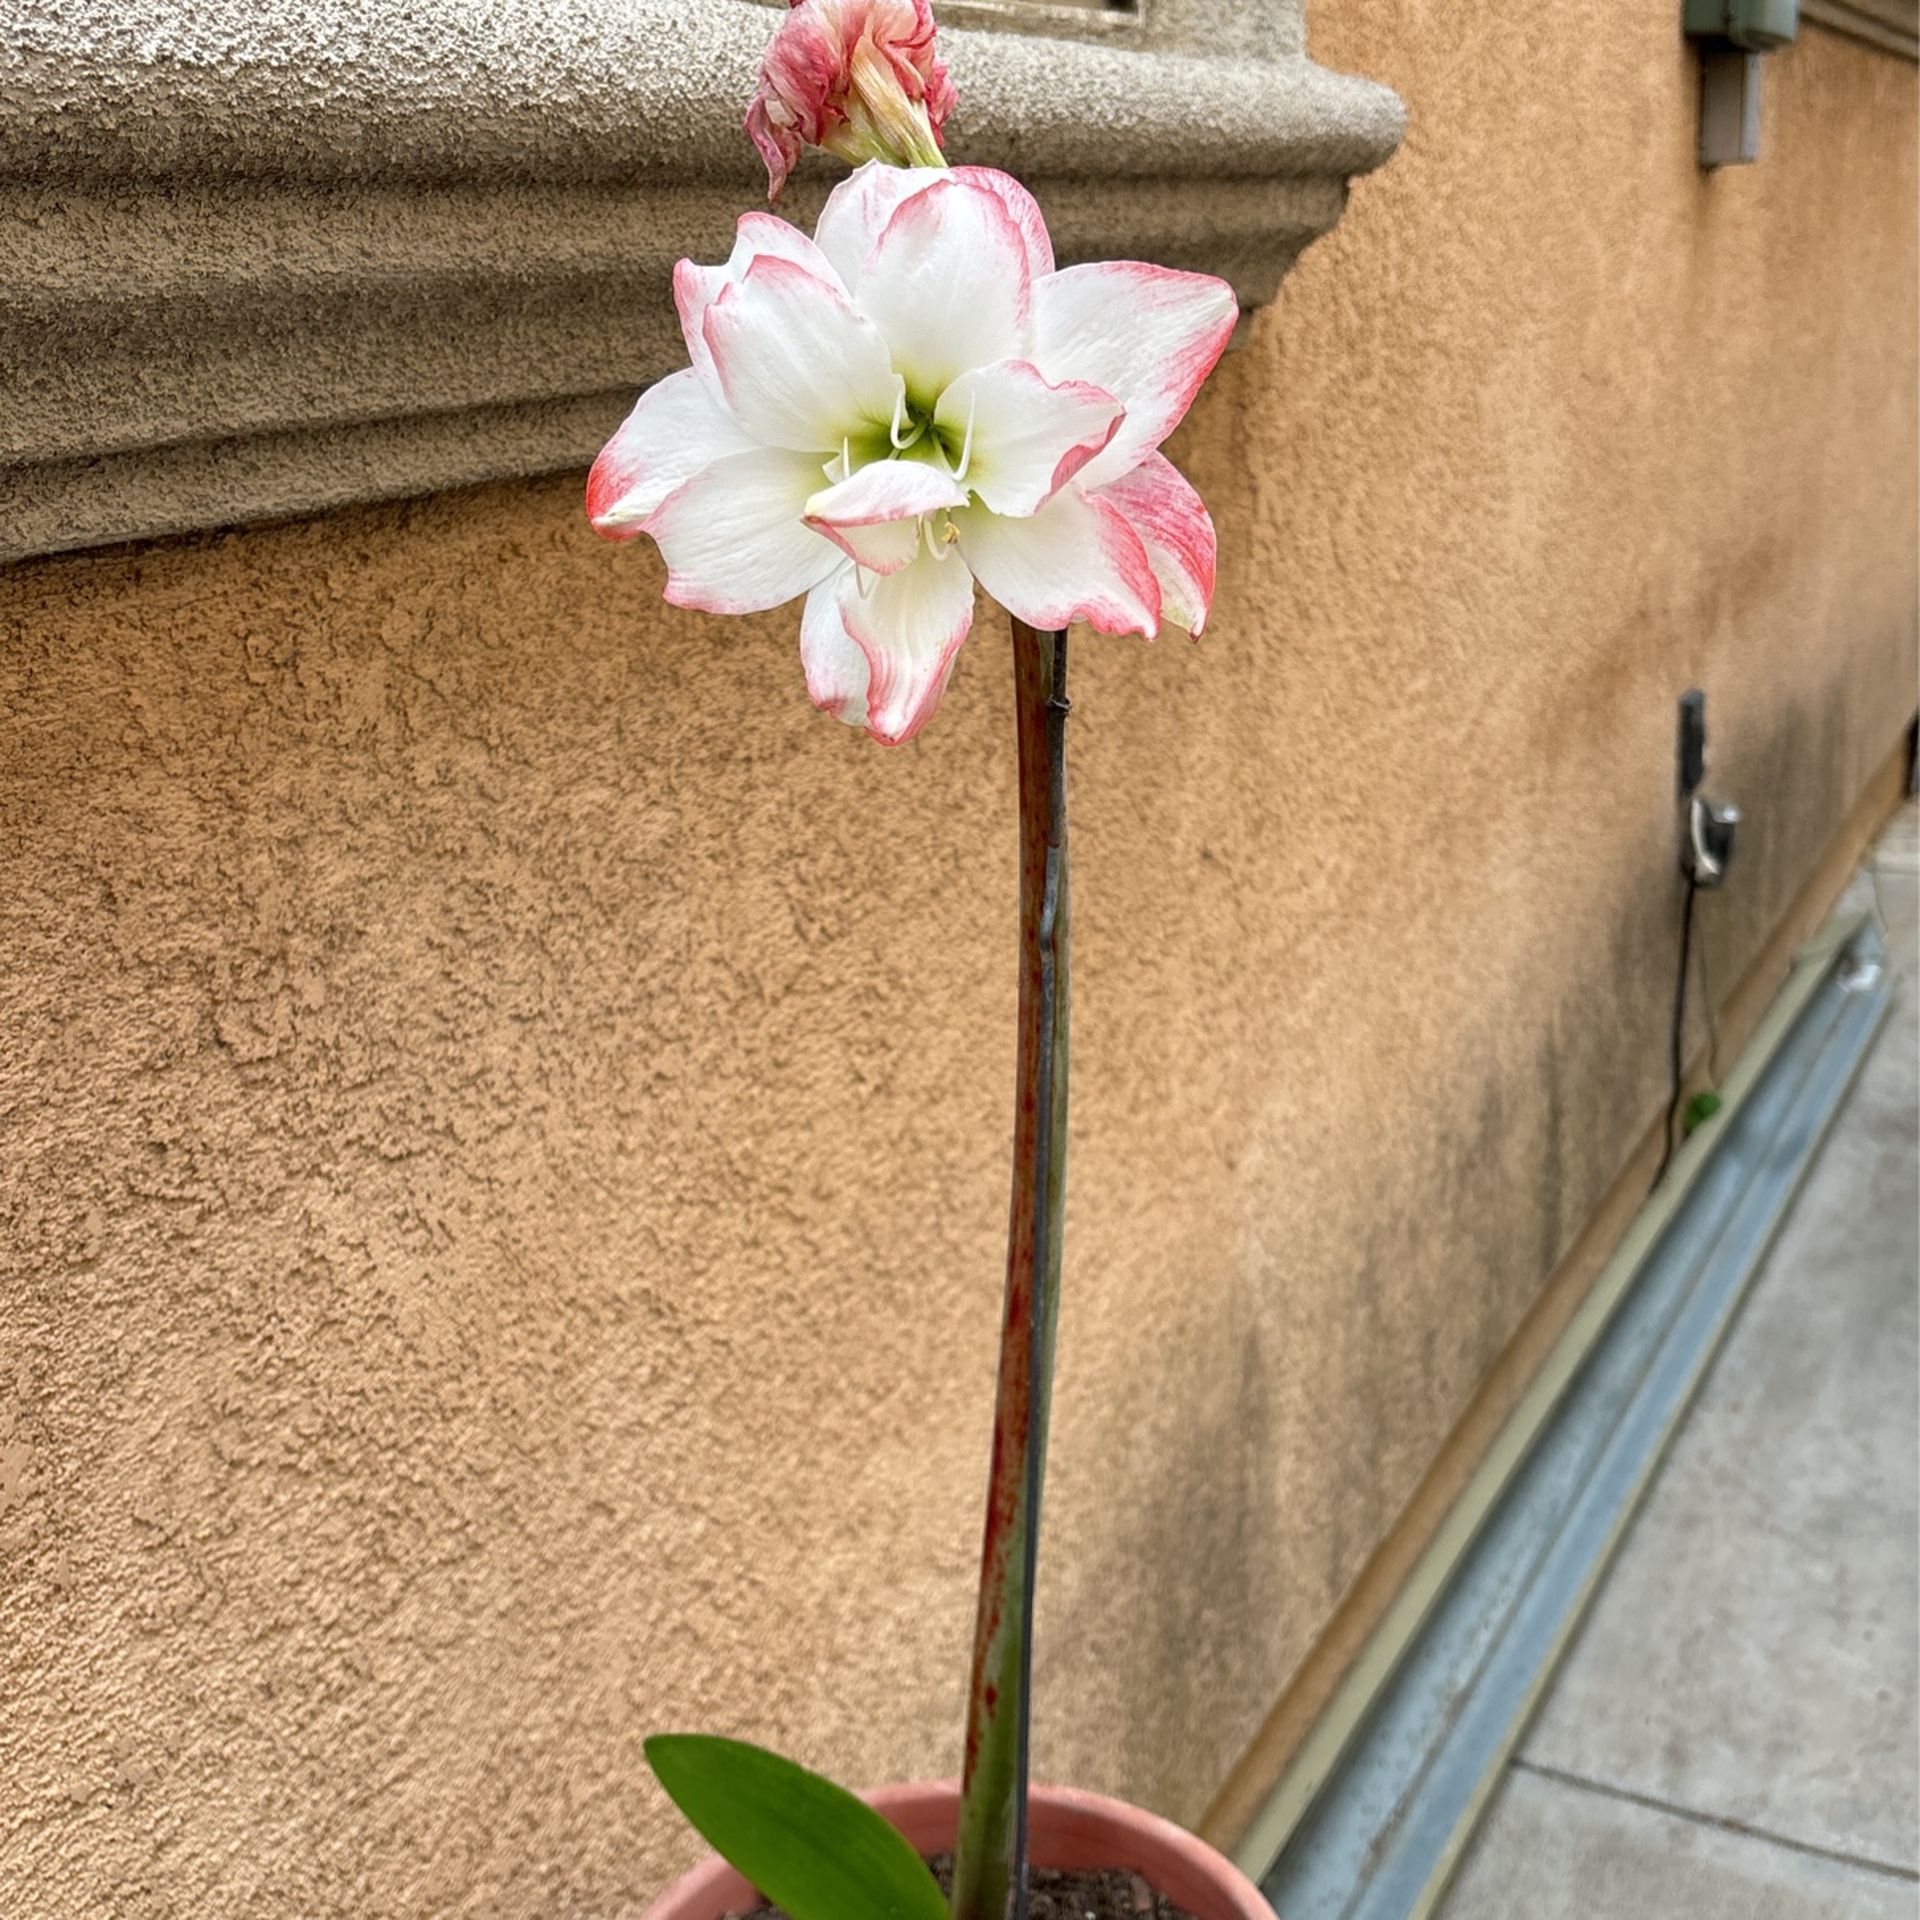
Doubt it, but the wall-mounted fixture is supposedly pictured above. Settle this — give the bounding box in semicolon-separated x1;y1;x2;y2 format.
1684;0;1800;168
1677;689;1742;890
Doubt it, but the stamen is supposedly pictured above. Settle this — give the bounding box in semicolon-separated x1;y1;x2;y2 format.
952;393;978;483
888;386;925;452
924;513;960;562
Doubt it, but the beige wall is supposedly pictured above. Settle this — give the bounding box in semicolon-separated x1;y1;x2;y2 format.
2;10;1914;1915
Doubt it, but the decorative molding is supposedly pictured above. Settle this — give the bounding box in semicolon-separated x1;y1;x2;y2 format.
1800;0;1919;58
1;0;1404;564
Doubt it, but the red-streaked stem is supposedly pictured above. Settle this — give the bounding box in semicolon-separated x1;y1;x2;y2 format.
951;620;1070;1920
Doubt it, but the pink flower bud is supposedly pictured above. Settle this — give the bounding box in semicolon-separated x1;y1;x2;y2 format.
746;0;958;202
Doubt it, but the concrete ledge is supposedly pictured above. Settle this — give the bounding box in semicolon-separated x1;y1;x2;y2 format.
1;0;1404;562
1801;0;1919;59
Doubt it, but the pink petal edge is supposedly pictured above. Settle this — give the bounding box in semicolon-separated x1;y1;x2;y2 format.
1096;452;1217;637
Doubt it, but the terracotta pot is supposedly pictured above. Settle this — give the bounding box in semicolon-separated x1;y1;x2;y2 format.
643;1779;1273;1920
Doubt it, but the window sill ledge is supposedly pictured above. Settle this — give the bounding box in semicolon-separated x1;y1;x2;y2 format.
2;0;1404;563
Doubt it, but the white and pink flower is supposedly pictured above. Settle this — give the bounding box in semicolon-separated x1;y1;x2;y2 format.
746;0;957;202
588;163;1235;745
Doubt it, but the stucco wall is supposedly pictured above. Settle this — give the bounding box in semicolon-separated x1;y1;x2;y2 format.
2;10;1914;1916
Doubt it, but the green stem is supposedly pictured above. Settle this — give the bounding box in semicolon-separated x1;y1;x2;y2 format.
951;621;1070;1920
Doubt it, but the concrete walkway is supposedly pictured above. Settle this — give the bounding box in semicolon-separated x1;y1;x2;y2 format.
1440;804;1920;1920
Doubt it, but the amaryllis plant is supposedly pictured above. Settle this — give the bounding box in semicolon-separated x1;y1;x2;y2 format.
591;5;1236;1917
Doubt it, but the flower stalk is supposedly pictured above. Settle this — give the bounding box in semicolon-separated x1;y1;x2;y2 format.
951;619;1070;1920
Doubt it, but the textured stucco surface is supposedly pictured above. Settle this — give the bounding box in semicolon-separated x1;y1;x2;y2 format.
2;10;1916;1917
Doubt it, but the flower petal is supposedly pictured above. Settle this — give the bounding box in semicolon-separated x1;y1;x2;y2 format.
586;369;758;538
1031;263;1238;490
704;255;901;452
746;91;806;206
644;446;844;615
836;547;977;745
934;359;1122;518
800;570;872;729
955;485;1161;638
675;212;848;391
673;259;732;389
813;162;949;291
804;458;968;576
814;164;1052;294
734;211;849;291
857;175;1031;403
1095;452;1217;636
951;167;1055;279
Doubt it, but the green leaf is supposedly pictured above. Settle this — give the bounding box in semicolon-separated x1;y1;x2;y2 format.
645;1735;948;1920
1683;1089;1724;1136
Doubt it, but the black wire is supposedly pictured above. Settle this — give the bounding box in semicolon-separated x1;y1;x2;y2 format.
1654;870;1700;1188
1693;911;1721;1085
